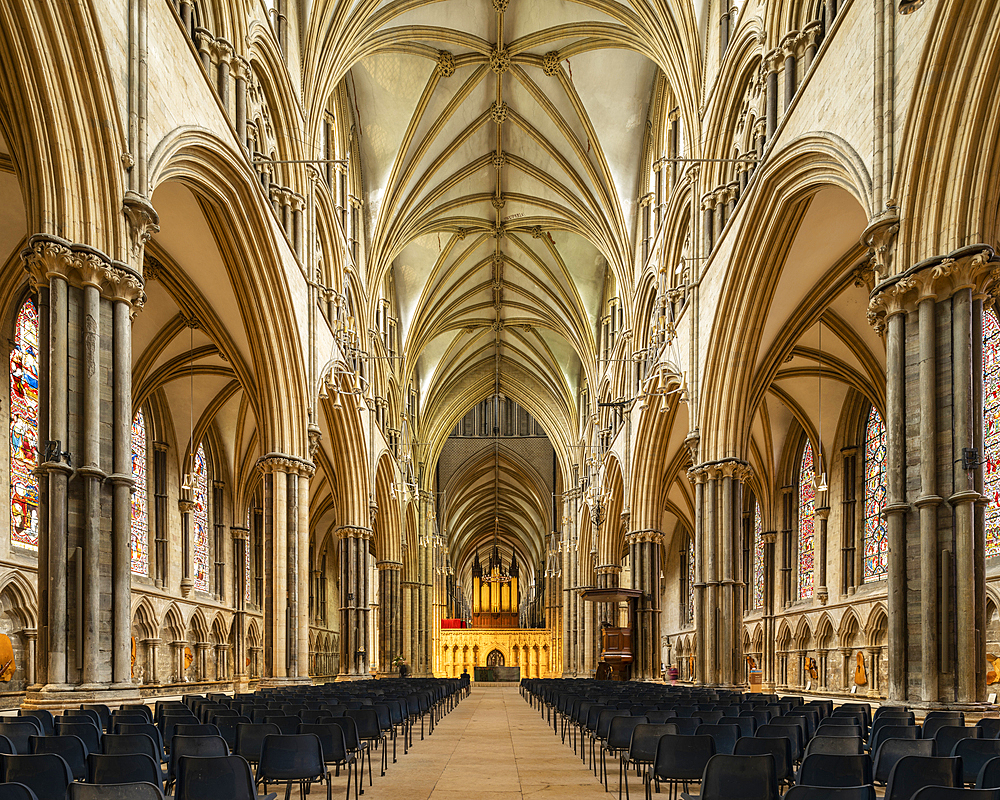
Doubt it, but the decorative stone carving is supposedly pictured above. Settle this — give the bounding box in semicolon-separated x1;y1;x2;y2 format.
489;46;510;75
542;51;561;77
436;50;456;78
490;101;509;124
861;211;900;281
491;0;509;11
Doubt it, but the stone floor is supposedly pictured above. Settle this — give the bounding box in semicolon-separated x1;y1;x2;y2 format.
352;685;620;800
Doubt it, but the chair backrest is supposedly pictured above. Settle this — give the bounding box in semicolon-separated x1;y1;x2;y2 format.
110;714;149;731
885;755;961;800
910;788;1000;799
0;722;41;754
261;715;301;736
798;753;872;788
756;723;803;762
0;783;40;800
214;716;251;750
819;717;861;730
167;735;228;782
627;724;679;763
699;710;724;724
175;754;256;800
734;736;792;783
174;723;221;738
595;709;628;740
697;753;779;800
652;734;716;782
672;717;704;736
29;734;88;781
646;710;677;724
870;724;919;754
782;787;875;800
18;712;53;737
606;715;649;751
102;733;160;763
64;710;102;730
954;739;1000;785
874;737;936;784
720;716;755;737
297;723;349;764
694;724;740;756
119;705;153;723
2;752;74;800
923;715;966;740
257;733;325;782
345;708;381;739
54;720;101;755
88;752;161;788
68;783;163;800
115;724;163;756
80;705;111;732
935;725;982;757
803;735;864;757
235;723;280;764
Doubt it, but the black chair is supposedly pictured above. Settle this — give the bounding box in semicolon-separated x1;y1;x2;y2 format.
88;751;162;788
110;713;150;731
980;756;1000;789
936;726;982;757
115;724;165;762
68;784;164;800
592;710;629;776
236;723;281;768
885;755;961;800
64;710;102;731
719;717;755;738
870;724;920;756
345;709;386;778
119;704;153;722
646;734;715;800
255;734;332;800
797;753;873;788
216;716;252;751
756;724;803;763
734;736;792;785
299;723;359;800
0;784;39;800
818;717;861;730
874;737;936;784
804;735;865;757
671;718;705;736
102;733;162;764
81;705;111;734
955;741;1000;786
923;714;967;741
678;753;779;800
978;720;1000;740
911;789;1000;799
0;722;42;755
166;734;228;791
694;724;739;756
29;734;88;781
175;723;222;738
2;753;74;800
783;787;875;800
0;735;16;755
603;714;648;795
175;754;277;800
54;720;101;756
17;712;53;737
327;717;371;789
623;724;679;800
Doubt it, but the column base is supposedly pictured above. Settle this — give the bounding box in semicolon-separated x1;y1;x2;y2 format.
23;685;141;710
334;673;373;682
257;676;312;689
231;676;255;693
180;578;193;598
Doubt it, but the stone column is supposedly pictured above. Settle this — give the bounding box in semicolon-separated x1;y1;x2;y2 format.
691;469;707;684
765;49;782;140
179;494;195;597
815;503;830;605
802;21;823;70
867;646;881;699
195;27;213;72
23;630;36;687
213;39;232;114
173;640;187;683
196;642;211;683
144;638;160;685
627;530;663;681
377;561;403;674
761;531;777;691
781;33;798;112
232;57;250;149
702;194;716;253
337;525;373;679
258;454;313;685
817;648;829;690
231;526;249;689
868;246;998;704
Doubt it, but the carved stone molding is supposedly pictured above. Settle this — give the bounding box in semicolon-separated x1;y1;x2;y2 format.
336;525;374;541
867;246;998;334
861;211;900;282
625;530;664;546
123;192;160;266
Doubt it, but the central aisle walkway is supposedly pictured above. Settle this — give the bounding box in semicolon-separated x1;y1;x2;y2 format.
363;686;614;799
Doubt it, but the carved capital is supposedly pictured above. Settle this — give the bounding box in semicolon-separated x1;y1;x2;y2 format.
103;263;146;309
230;526;249;541
861;212;900;282
376;560;404;571
21;235;75;287
336;525;373;540
764;48;784;73
257;452;310;475
230;55;251;81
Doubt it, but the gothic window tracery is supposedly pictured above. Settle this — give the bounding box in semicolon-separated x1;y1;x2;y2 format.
863;406;888;581
10;297;39;551
131;409;149;575
798;439;815;599
985;307;1000;558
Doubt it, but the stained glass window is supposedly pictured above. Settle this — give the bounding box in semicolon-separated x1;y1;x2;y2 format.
687;537;695;623
985;308;1000;558
753;499;764;608
245;508;252;604
798;440;815;599
193;444;210;592
10;298;39;551
130;410;149;575
863;406;888;580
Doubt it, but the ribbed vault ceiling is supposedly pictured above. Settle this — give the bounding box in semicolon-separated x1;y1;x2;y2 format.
346;0;664;455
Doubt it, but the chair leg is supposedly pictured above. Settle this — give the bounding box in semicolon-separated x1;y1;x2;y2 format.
367;747;372;786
